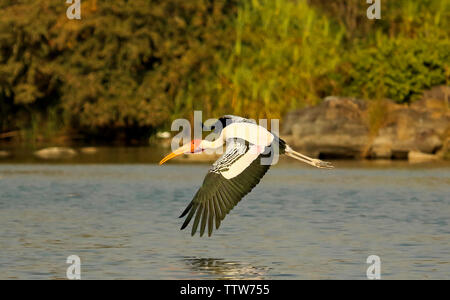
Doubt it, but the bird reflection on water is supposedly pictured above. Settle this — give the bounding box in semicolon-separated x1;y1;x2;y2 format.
183;257;271;280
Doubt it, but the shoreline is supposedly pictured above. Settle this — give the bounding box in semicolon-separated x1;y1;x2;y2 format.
0;145;449;166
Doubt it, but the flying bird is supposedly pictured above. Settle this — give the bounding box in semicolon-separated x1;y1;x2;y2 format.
159;115;333;237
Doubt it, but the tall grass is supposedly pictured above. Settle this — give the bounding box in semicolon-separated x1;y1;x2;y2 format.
210;0;345;120
197;0;448;121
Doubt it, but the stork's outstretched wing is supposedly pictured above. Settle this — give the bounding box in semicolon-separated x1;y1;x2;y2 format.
179;138;274;237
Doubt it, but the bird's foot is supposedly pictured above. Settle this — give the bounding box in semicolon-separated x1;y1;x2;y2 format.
311;159;334;169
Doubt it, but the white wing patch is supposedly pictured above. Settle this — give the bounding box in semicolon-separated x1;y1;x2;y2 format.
223;122;274;147
211;139;264;180
210;140;247;175
220;144;262;179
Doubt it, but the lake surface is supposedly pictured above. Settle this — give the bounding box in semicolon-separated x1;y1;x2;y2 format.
0;158;449;279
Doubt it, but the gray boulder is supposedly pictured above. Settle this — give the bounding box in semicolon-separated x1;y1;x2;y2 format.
282;97;370;158
282;86;450;159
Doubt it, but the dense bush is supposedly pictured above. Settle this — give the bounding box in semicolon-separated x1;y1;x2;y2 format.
337;37;450;103
0;0;448;143
327;0;450;103
0;0;236;141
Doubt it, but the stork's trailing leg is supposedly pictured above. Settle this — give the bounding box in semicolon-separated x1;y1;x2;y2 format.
285;146;334;169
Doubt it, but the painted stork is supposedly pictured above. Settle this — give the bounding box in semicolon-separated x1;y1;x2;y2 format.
159;115;333;237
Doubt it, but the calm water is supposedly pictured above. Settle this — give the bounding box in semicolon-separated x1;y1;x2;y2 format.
0;158;449;279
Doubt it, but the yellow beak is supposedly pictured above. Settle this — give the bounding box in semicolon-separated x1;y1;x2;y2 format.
159;144;191;165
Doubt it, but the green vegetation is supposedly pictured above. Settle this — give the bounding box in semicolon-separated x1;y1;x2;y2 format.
0;0;448;143
338;37;449;103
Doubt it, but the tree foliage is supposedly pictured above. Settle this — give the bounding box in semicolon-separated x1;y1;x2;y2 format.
0;0;448;142
0;0;236;140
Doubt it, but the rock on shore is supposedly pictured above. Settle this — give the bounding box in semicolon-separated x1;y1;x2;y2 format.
282;86;450;160
0;150;11;158
34;147;77;159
